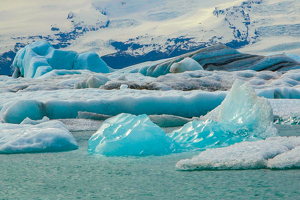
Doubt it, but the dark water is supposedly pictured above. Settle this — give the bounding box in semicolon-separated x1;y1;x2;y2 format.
1;125;300;199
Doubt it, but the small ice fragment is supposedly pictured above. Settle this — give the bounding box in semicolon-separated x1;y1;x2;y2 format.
120;84;128;90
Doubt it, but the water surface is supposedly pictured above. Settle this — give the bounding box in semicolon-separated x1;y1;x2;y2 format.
1;125;300;199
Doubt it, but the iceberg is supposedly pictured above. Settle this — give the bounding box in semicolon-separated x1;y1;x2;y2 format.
168;80;278;150
169;57;203;73
137;45;300;78
3;100;44;124
88;113;177;156
0;121;78;154
12;40;110;78
176;136;300;170
74;74;110;89
0;89;226;123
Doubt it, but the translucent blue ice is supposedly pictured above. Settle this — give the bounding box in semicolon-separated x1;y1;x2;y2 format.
88;113;177;156
168;80;278;150
12;40;110;78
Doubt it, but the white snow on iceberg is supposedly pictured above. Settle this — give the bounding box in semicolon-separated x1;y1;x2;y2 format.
88;113;177;156
168;80;278;150
176;136;300;170
0;121;78;154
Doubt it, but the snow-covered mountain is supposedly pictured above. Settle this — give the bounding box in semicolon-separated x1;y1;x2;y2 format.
1;0;300;75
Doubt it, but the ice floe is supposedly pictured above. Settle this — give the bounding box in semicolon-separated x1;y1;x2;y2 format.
0;121;78;154
176;136;300;170
88;113;177;156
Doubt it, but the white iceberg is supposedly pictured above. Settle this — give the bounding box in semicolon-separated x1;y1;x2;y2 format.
168;80;278;150
88;113;177;156
176;136;300;170
0;121;78;154
170;57;203;73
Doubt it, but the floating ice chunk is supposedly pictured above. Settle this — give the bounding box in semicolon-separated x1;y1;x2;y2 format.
169;80;277;150
74;74;110;89
21;116;50;125
3;100;44;124
12;40;110;78
120;84;128;90
176;137;300;170
0;121;78;154
170;57;203;73
88;113;177;156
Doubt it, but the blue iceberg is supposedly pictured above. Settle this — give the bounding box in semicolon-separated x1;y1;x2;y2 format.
168;80;278;150
12;40;110;78
88;113;177;156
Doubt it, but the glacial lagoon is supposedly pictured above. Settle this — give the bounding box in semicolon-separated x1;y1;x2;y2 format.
1;125;300;199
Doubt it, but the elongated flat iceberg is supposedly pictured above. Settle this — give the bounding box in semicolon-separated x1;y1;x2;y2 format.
168;80;278;150
176;136;300;170
0;121;78;154
88;113;177;156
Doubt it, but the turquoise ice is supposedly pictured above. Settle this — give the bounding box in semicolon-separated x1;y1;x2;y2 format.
12;40;110;78
168;80;278;150
88;113;177;156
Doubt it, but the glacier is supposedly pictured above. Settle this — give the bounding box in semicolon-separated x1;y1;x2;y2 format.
12;40;110;78
88;113;177;156
168;80;278;150
0;120;78;154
